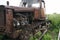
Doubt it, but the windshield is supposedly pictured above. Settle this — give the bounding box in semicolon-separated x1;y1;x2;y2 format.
22;0;39;4
20;0;40;7
20;0;45;8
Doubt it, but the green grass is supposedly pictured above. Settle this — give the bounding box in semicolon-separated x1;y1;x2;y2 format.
29;31;41;40
0;34;3;40
42;14;60;40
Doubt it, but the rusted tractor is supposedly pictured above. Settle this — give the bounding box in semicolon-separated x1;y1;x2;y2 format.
0;0;50;40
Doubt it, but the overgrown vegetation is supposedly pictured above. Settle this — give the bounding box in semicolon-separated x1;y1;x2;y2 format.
0;13;60;40
0;34;3;40
29;13;60;40
43;14;60;40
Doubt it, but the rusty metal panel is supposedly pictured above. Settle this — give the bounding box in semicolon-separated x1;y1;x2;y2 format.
34;8;45;20
41;8;45;17
5;9;13;33
34;9;39;19
40;8;45;19
5;6;34;12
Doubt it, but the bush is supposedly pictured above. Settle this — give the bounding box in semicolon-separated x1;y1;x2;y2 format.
43;14;60;40
42;33;52;40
